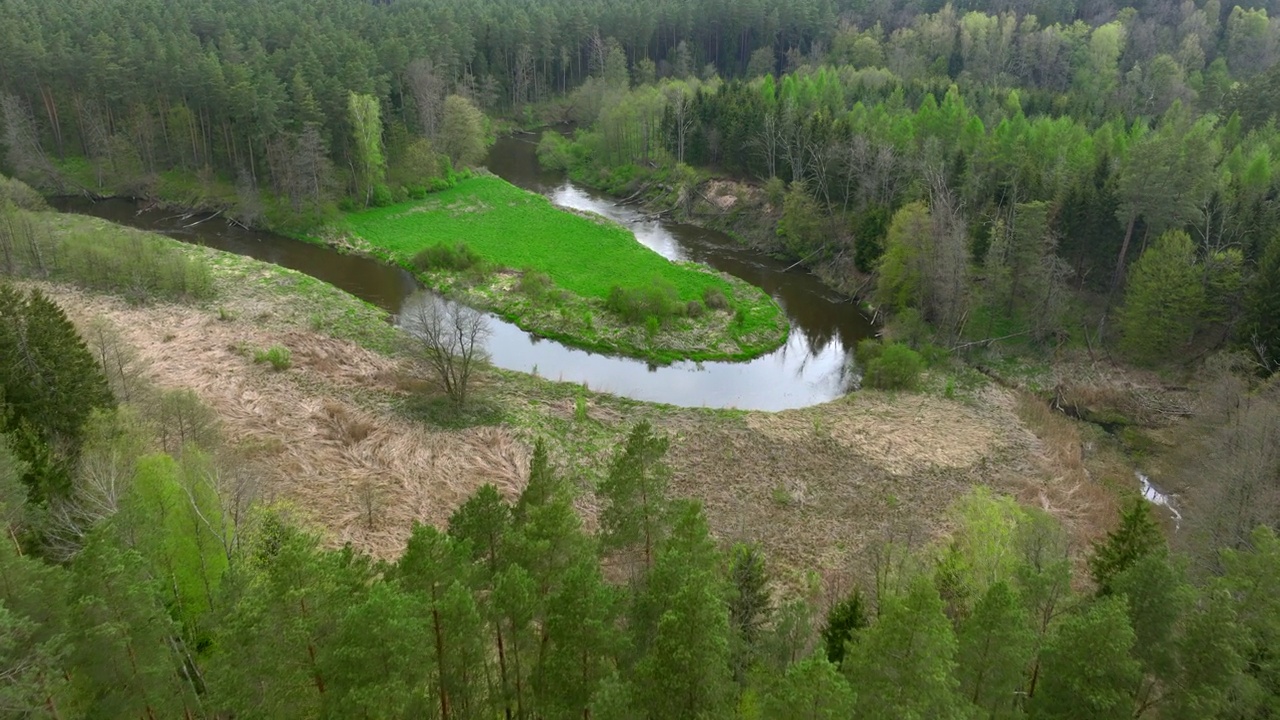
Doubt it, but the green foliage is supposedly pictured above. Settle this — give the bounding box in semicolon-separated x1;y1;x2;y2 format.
632;501;733;719
0;285;114;501
843;576;963;720
516;268;553;298
1;207;214;303
857;340;926;390
821;588;869;667
344;177;765;325
597;421;671;569
605;279;682;325
1089;499;1166;595
411;242;485;273
348;91;387;207
1118;230;1206;365
702;285;730;310
874;202;929;313
1031;596;1142;720
728;543;772;678
956;581;1033;717
777;181;825;259
117;452;230;634
853;204;891;273
440;94;489;168
253;344;293;371
762;653;857;719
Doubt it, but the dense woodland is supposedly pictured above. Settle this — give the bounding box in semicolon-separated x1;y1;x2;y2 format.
4;0;1280;716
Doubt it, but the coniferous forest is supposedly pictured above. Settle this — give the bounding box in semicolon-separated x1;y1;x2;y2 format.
3;0;1280;717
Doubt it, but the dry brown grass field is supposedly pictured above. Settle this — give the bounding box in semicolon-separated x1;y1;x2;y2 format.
37;265;1132;584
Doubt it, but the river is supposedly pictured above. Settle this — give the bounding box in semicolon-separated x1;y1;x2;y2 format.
52;138;874;410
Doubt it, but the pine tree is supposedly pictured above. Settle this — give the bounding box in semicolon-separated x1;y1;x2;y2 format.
207;517;371;719
395;524;488;720
320;581;432;718
727;542;772;681
632;501;733;719
597;421;671;576
0;531;71;717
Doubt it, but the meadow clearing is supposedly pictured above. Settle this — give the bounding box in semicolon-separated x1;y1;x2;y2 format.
338;175;789;363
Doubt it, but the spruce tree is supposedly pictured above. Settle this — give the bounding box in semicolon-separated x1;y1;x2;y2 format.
1117;230;1205;365
1089;499;1165;595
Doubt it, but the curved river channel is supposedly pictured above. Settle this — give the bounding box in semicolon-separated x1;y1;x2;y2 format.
53;136;874;410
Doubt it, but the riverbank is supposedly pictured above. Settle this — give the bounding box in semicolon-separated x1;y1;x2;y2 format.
6;207;1118;582
319;175;789;364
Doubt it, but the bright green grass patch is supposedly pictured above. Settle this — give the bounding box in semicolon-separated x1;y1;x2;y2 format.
347;176;730;301
340;175;787;362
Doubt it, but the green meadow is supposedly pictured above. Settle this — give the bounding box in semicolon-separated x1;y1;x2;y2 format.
340;175;788;363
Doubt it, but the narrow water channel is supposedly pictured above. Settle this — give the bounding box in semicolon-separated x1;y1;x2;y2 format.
52;139;875;410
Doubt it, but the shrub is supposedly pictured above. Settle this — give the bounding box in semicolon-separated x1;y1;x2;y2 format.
517;269;553;298
605;279;681;325
412;242;484;273
734;307;747;327
861;341;925;390
254;345;292;371
702;286;730;311
7;218;216;304
370;183;394;207
685;300;705;318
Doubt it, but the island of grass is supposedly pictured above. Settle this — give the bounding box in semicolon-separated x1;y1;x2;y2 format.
331;174;789;364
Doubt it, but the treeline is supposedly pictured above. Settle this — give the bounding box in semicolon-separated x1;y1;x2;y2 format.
542;18;1280;368
0;267;1278;717
7;0;1280;218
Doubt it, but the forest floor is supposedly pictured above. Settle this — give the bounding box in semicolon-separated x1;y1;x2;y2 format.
316;175;789;364
26;216;1141;591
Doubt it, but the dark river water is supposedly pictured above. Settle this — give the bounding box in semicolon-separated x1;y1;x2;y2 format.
52;137;874;410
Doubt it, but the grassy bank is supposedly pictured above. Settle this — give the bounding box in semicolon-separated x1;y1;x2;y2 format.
332;175;788;364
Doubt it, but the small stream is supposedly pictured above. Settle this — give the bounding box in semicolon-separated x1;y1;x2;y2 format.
51;138;875;410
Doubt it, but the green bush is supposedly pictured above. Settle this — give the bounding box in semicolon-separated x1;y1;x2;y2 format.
702;286;730;311
860;341;925;390
685;300;706;318
254;345;292;371
412;242;485;273
605;279;681;325
517;269;553;298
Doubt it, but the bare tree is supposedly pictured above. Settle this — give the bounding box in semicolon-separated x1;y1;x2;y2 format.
924;165;973;342
84;316;147;402
407;58;448;139
1176;361;1280;571
666;84;697;165
0;93;59;189
403;293;490;406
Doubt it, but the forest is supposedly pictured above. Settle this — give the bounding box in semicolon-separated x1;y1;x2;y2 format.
2;0;1280;716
